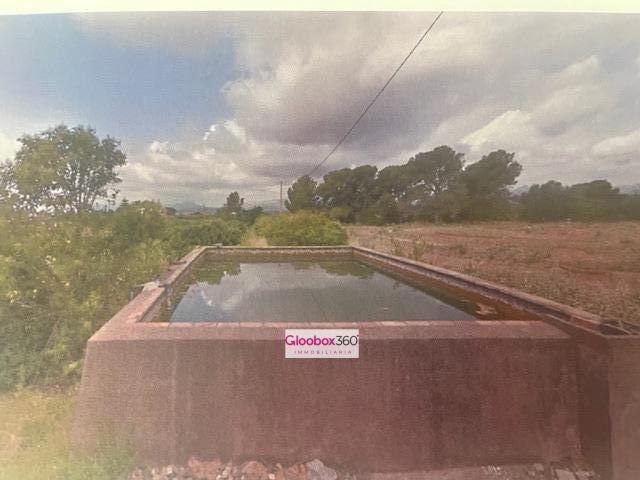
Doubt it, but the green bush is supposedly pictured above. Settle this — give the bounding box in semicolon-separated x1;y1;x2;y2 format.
254;211;347;246
111;200;168;248
0;204;244;391
165;216;246;256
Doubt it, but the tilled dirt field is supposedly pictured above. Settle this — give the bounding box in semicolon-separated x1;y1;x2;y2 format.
348;222;640;325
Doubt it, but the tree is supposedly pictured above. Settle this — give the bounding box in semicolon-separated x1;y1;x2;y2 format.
239;206;264;225
521;179;632;221
569;179;619;199
0;161;14;204
459;150;522;219
403;146;465;220
417;182;469;222
285;175;318;212
7;125;126;212
223;191;244;215
316;165;377;222
521;181;569;221
112;200;168;248
406;146;465;196
621;193;640;220
357;192;401;225
374;164;412;201
566;180;621;220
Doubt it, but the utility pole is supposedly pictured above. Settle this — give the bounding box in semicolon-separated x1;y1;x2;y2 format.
279;180;283;212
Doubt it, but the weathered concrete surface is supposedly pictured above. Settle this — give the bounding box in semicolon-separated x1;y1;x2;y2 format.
359;464;553;480
567;337;640;480
73;246;640;479
351;246;640;480
606;338;640;480
74;321;579;472
576;342;612;480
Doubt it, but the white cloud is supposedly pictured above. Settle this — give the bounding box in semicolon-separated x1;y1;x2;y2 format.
552;55;601;86
73;13;640;201
592;128;640;157
456;50;640;184
148;140;169;155
120;130;283;206
462;110;535;154
530;83;614;134
203;119;247;153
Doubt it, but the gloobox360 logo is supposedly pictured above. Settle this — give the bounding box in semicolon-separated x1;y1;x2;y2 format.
285;329;359;358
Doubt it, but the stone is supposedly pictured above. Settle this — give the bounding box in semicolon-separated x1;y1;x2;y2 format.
142;280;160;291
554;469;576;480
240;461;269;480
130;466;152;480
574;472;592;480
276;463;307;480
305;459;337;480
188;456;223;480
273;465;286;480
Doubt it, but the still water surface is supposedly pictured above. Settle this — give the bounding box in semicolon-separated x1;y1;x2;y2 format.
167;260;482;322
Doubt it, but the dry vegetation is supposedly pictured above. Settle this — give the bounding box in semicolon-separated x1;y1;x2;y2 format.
0;387;133;480
348;222;640;324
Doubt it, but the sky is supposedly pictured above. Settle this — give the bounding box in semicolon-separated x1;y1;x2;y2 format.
1;11;639;207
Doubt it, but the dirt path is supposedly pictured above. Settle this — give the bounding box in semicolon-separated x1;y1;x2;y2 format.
348;222;640;325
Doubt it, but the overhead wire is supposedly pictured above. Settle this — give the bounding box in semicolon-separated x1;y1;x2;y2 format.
304;11;444;178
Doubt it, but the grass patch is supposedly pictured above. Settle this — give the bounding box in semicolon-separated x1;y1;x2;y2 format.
0;388;133;480
240;228;268;247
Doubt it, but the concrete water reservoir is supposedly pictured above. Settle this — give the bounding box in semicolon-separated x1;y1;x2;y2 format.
73;246;640;480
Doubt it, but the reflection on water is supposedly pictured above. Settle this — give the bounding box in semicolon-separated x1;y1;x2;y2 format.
167;260;481;322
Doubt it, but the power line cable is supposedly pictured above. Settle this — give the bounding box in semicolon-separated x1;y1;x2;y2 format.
304;11;444;178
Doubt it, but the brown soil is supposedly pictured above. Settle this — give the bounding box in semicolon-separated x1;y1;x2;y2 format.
348;222;640;325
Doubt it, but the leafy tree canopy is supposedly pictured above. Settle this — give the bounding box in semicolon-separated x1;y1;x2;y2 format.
4;125;126;212
223;191;244;214
316;165;378;221
406;145;465;196
285;175;318;212
460;150;521;199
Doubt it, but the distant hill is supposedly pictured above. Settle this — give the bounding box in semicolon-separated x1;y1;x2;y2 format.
169;201;218;214
247;199;282;213
169;199;284;214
